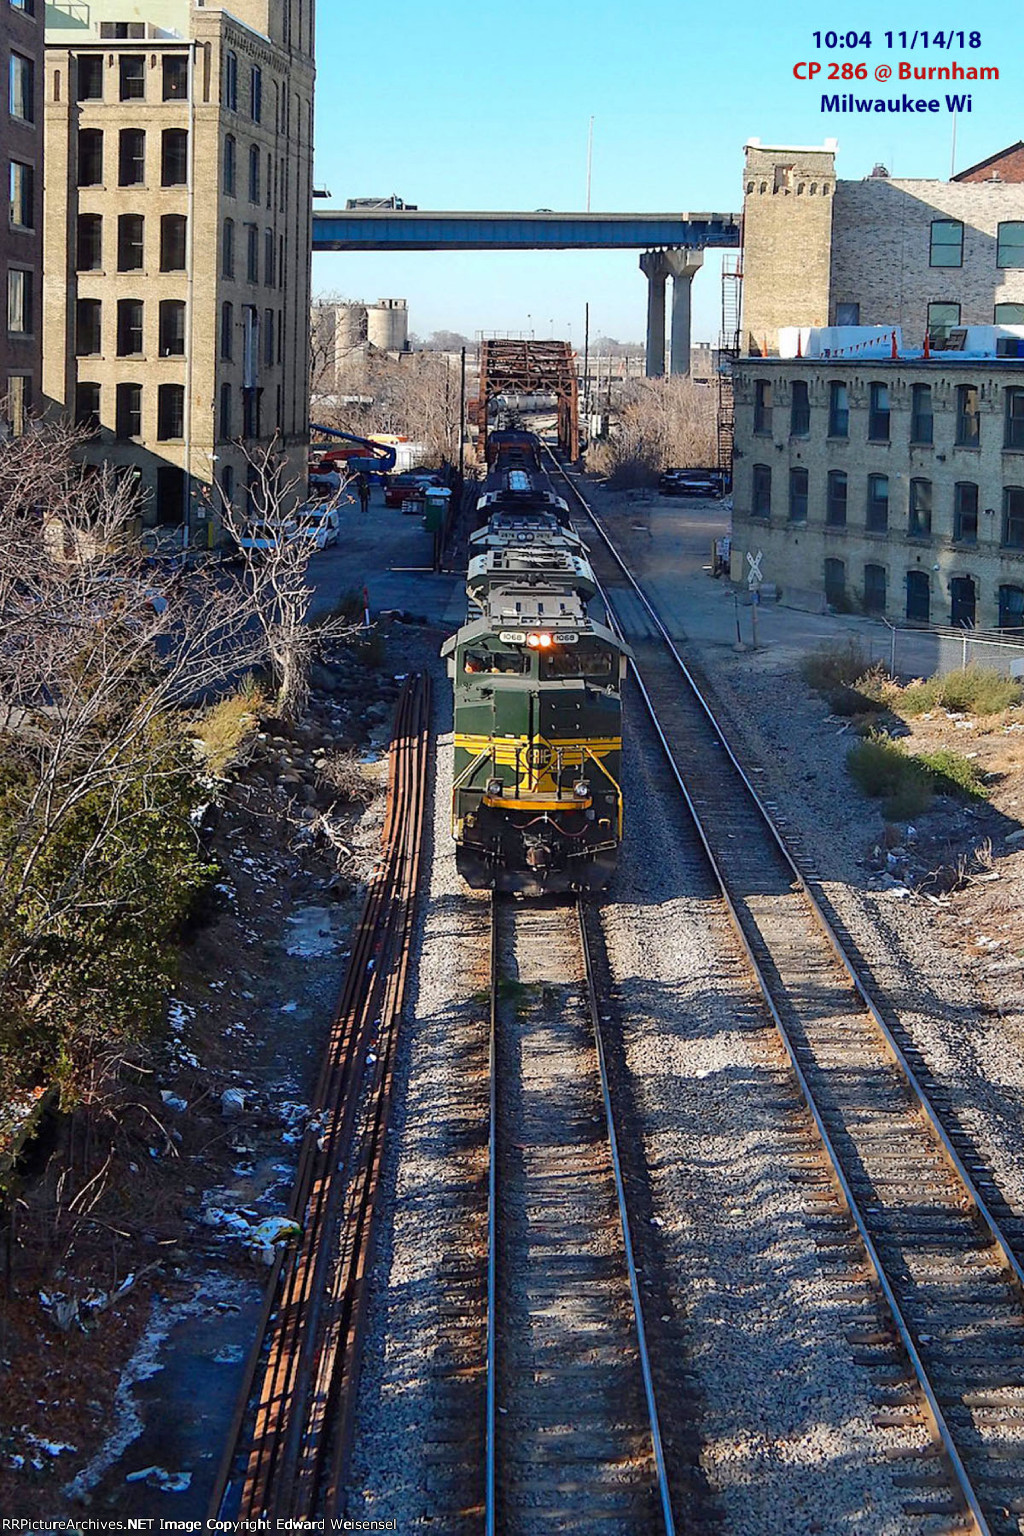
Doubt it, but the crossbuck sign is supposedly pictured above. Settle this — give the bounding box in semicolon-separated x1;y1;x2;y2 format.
747;549;763;590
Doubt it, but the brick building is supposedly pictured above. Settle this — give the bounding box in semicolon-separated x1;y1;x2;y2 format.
2;0;44;434
42;0;315;539
731;142;1024;629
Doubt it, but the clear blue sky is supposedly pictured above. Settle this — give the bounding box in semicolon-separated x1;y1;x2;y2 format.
312;0;1017;346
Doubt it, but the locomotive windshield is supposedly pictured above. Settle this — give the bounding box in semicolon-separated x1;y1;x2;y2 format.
463;650;531;676
539;643;615;680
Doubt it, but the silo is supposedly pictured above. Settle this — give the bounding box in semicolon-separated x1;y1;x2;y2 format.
367;298;408;352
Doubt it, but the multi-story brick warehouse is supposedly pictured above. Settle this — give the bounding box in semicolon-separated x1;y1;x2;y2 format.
741;140;1024;356
731;353;1024;631
731;140;1024;629
42;0;315;538
2;0;44;434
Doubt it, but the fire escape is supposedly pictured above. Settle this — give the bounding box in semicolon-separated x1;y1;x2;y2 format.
717;255;743;488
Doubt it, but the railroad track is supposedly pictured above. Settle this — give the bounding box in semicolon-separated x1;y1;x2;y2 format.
485;893;675;1535
547;452;1024;1536
208;673;432;1522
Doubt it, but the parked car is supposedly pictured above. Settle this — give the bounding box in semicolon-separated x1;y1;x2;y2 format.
658;467;724;497
384;469;442;509
290;505;340;550
236;520;297;553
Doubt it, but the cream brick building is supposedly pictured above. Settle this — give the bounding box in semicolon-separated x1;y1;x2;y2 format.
742;140;1024;356
42;0;315;538
731;353;1024;630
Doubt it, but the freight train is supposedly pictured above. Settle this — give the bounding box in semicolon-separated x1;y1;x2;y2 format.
442;430;628;895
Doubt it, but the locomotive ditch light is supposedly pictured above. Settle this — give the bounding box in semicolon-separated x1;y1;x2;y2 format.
573;779;590;800
486;777;503;797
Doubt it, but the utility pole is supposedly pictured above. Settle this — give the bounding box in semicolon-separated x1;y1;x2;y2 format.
458;346;466;480
586;116;594;212
583;302;590;417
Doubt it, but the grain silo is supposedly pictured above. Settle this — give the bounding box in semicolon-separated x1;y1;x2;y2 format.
367;298;409;352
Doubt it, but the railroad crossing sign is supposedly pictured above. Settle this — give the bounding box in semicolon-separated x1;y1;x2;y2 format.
747;549;763;590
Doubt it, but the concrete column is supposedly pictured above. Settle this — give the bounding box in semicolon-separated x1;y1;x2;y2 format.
640;250;669;377
665;250;704;376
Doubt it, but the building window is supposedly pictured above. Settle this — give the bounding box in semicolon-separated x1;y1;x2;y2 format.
790;380;809;436
159;299;185;357
246;224;259;283
77;128;104;186
868;382;890;441
265;150;272;209
160;213;186;271
826;469;847;527
76;54;104;101
115;381;142;440
927;302;960;347
910;383;933;444
222;218;235;278
9;52;34;122
219;381;232;440
75;298;102;356
955;384;980;447
788;466;808;523
824;558;845;606
224;134;236;196
1005;387;1024;449
221;300;233;359
220;464;235;509
908;478;932;537
163;55;188;101
1003;486;1024;550
9;161;33;230
161;129;188;186
116;298;144;356
264;230;275;288
835;302;860;326
243;386;261;438
753;379;771;434
995;303;1024;326
224;49;238;111
250;64;262;122
997;222;1024;268
863;563;887;613
119;54;145;101
998;585;1024;630
953;482;978;544
75;382;101;435
117;213;144;271
4;374;31;436
828;380;848;437
929;219;963;267
248;144;260;203
866;473;889;533
752;463;771;518
119;128;146;186
76;213;103;271
264;307;274;365
7;268;31;334
157;383;185;440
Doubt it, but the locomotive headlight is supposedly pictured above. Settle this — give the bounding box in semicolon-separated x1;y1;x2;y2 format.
526;631;553;648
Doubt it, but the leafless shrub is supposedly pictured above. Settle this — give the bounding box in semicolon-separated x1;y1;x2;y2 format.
318;749;376;805
586;377;717;485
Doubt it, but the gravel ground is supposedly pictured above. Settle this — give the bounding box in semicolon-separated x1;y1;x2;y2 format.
343;649;491;1533
681;639;1024;1226
597;706;938;1535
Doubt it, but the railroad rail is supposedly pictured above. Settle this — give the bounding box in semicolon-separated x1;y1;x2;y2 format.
208;673;432;1521
485;894;675;1535
547;451;1024;1536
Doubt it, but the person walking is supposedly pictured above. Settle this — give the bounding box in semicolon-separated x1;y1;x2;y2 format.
357;474;370;514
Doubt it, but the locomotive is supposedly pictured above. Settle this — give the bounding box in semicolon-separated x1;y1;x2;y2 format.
442;430;628;895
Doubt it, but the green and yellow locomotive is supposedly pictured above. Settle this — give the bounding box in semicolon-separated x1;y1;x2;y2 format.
442;585;629;895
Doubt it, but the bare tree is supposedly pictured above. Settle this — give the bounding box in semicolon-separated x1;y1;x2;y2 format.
215;439;359;723
312;350;462;467
587;377;717;485
0;421;264;1095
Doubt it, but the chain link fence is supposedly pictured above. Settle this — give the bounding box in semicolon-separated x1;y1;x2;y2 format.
882;623;1024;681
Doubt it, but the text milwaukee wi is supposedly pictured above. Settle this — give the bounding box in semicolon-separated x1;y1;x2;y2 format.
822;93;973;112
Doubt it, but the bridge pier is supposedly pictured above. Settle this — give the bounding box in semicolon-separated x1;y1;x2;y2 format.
640;249;705;377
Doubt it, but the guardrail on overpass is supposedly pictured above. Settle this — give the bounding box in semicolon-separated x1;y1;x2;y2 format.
311;209;742;253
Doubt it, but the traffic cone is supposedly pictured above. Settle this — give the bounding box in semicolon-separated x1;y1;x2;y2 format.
923;330;931;359
796;330;803;358
891;330;898;359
